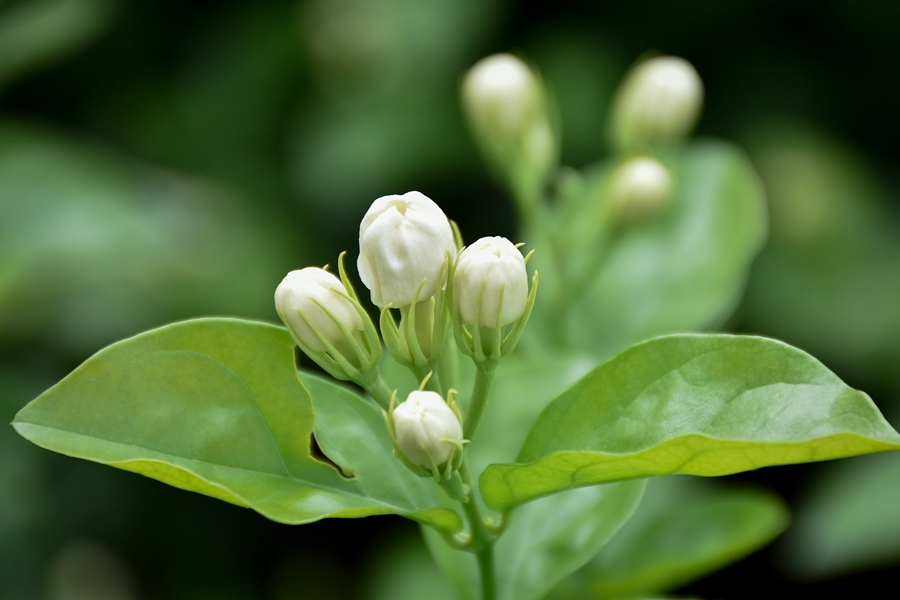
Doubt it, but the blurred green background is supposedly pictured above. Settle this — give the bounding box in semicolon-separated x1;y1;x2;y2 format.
2;0;899;598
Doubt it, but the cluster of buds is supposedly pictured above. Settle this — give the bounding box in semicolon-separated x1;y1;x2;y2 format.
275;189;536;483
603;56;703;223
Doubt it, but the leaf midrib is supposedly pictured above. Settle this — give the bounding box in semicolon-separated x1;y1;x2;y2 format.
13;420;418;513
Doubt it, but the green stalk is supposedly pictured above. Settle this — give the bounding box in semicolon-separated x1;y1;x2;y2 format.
362;376;394;410
459;461;496;600
464;363;497;439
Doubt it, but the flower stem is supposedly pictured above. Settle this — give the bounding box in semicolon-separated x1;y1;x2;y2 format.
458;461;496;600
363;376;394;410
476;544;496;600
464;363;497;439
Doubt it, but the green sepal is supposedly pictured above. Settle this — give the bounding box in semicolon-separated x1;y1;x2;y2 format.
380;263;451;382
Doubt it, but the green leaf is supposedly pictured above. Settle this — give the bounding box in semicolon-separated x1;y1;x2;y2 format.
782;452;900;578
553;477;789;599
480;334;900;511
298;371;461;532
537;140;767;359
423;480;647;600
12;318;461;530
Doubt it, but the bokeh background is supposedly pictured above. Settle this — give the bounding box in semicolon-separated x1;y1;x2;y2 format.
2;0;899;598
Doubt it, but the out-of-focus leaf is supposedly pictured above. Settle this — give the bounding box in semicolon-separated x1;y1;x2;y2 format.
290;0;502;217
46;539;139;600
424;480;647;600
550;477;789;599
300;0;499;103
738;122;900;384
532;140;767;360
363;529;455;600
480;334;900;511
0;121;290;353
781;452;900;578
0;0;115;90
13;318;461;531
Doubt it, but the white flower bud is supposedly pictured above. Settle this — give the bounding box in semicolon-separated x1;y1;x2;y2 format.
462;54;556;187
454;236;528;328
275;267;364;352
392;390;463;468
609;156;673;222
358;191;455;308
463;53;540;136
611;56;704;150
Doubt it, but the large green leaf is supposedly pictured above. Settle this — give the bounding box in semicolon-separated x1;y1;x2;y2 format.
480;334;900;511
781;452;900;578
538;140;767;359
550;477;789;599
423;481;647;600
12;318;461;530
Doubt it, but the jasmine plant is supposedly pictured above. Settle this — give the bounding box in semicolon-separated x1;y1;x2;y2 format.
12;51;900;600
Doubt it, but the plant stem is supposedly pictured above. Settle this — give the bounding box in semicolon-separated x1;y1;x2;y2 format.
363;376;394;410
475;544;496;600
458;461;496;600
464;363;497;439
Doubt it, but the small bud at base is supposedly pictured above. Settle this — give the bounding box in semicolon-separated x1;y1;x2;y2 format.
358;191;456;308
454;236;529;328
275;268;364;352
609;157;673;222
392;391;463;468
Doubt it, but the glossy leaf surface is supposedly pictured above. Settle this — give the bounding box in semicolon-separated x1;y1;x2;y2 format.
13;318;461;530
424;481;647;600
481;334;900;511
553;477;789;598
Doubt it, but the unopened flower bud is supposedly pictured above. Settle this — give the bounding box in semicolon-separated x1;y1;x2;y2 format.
608;156;673;222
462;54;556;194
275;267;364;352
357;191;456;308
454;237;528;328
392;391;463;468
463;53;539;137
611;56;703;151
